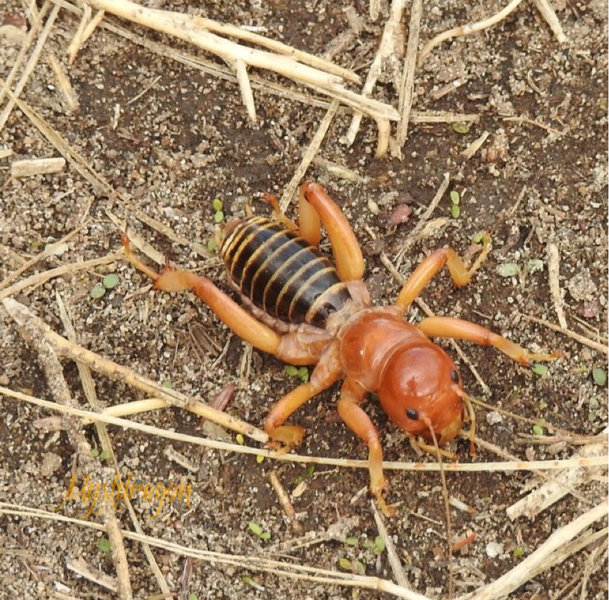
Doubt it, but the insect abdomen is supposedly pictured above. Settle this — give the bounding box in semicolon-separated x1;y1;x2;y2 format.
220;216;352;327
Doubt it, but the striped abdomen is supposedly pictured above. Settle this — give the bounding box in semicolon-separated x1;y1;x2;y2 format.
220;216;352;327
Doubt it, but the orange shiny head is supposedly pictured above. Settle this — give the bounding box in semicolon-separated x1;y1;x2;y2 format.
377;344;464;444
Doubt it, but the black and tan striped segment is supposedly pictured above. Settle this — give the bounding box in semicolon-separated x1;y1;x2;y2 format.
220;216;352;327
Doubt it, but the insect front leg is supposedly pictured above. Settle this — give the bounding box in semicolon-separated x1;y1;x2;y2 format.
265;342;342;447
395;235;491;315
122;235;282;356
337;377;394;517
417;317;560;366
299;183;365;281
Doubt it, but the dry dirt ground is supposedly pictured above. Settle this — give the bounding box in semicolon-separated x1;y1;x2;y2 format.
1;1;608;599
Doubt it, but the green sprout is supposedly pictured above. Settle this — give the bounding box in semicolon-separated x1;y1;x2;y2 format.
97;537;111;554
248;521;271;541
531;364;549;376
592;368;607;386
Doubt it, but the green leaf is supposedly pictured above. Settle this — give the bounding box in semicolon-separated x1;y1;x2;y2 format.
102;273;119;289
285;365;299;377
212;198;223;212
214;210;224;223
452;122;471;134
450;204;461;219
259;531;271;541
90;284;106;299
592;368;607;386
248;522;263;536
207;238;217;253
338;558;352;571
532;424;544;435
235;433;244;445
449;190;460;205
90;448;100;458
531;364;548;376
97;537;111;553
344;536;359;547
513;546;525;559
374;536;386;554
99;449;111;460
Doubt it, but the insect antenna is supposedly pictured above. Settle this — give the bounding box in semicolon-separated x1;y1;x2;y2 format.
454;386;477;455
424;416;455;600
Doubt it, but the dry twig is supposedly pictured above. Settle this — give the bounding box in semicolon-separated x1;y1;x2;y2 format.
547;241;568;330
84;0;398;128
344;0;408;153
506;430;608;520
418;0;525;65
2;298;266;442
3;384;606;475
394;0;423;152
461;499;608;600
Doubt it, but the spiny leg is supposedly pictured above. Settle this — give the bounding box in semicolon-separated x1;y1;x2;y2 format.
396;235;491;315
262;192;298;232
417;316;560;366
122;235;282;356
265;345;342;447
337;377;394;517
299;182;365;281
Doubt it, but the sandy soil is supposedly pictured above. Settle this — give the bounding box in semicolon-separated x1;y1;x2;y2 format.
1;1;607;598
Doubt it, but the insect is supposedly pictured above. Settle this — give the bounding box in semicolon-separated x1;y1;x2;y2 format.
123;182;558;516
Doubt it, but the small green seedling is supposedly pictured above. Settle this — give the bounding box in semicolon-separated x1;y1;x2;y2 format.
248;521;271;541
241;576;264;591
531;364;549;376
338;557;365;575
97;537;111;554
513;545;526;559
292;464;315;485
90;283;106;299
91;273;121;299
285;365;309;383
452;122;471;134
592;368;607;386
532;424;545;436
449;190;461;219
102;273;119;289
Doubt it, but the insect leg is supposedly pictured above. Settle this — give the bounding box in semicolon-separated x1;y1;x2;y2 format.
417;316;560;366
337;377;394;517
299;182;365;281
395;235;491;315
265;345;342;447
123;235;282;355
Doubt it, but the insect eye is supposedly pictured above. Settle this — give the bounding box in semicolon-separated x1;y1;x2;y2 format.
450;369;460;383
406;408;419;420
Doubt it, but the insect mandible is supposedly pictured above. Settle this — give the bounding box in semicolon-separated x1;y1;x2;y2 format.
123;182;558;516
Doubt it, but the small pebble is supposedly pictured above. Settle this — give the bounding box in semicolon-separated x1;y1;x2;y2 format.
486;541;503;558
486;411;504;425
